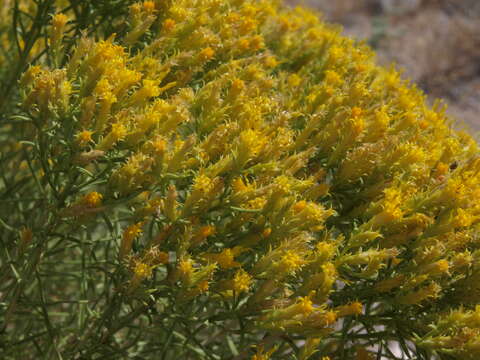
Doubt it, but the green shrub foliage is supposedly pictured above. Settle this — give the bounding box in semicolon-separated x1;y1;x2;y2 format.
0;1;479;359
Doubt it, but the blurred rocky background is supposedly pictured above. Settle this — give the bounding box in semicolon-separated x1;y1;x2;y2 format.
288;0;480;134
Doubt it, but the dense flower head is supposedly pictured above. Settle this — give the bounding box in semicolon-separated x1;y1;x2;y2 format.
1;0;479;359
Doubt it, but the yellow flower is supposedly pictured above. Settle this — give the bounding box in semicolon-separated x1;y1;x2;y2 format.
232;177;249;193
419;259;450;277
398;283;442;305
375;275;406;293
261;296;315;324
52;13;68;29
238;17;257;35
76;130;93;147
197;280;209;292
134;261;153;279
199;47;215;61
179;258;193;278
97;123;127;151
204;248;242;269
200;225;216;238
279;250;305;274
162;18;176;32
232;269;252;293
142;1;155;13
237;38;250;51
293;200;307;213
120;222;143;259
298;296;314;315
82;192;103;208
51;13;68;46
324;70;342;86
335;302;363;317
263;56;278;69
193;174;214;193
351;106;363;118
140;79;160;98
230;78;245;96
454;208;475;228
249;35;264;50
110;123;127;140
20;65;42;87
287;73;302;87
262;228;272;238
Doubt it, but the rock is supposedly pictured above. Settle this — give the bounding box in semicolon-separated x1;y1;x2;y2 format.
380;0;422;15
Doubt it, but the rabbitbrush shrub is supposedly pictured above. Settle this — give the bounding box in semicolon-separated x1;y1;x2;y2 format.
0;1;479;359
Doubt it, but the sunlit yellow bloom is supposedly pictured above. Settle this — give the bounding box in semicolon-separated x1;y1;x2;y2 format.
120;222;143;259
82;192;103;208
232;269;252;293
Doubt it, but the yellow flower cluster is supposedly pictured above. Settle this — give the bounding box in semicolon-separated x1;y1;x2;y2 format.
13;0;480;358
418;306;480;359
